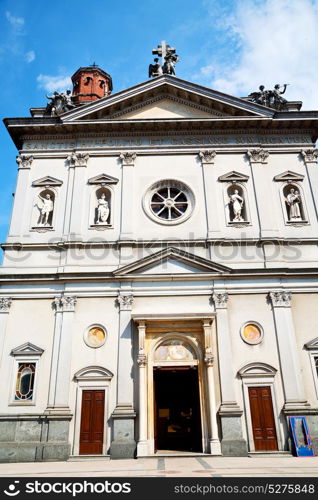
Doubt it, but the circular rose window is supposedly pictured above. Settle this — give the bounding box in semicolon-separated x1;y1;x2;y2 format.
144;180;194;225
240;322;263;345
84;326;106;348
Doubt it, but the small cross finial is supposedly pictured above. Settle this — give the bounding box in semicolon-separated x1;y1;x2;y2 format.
90;62;98;68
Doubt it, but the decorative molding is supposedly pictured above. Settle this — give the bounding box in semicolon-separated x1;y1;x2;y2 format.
88;173;119;185
269;291;292;307
11;342;44;357
74;365;114;381
117;293;134;311
301;149;318;164
213;292;229;309
137;348;147;367
32;176;63;187
273;170;304;182
218;171;249;182
67;152;90;167
0;297;12;313
119;152;136;166
53;295;77;312
238;362;277;378
246;148;269;164
16;155;33;169
204;347;214;366
304;337;318;350
199;150;216;164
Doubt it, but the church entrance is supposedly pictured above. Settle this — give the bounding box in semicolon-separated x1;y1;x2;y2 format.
79;390;105;455
154;366;202;452
248;386;278;451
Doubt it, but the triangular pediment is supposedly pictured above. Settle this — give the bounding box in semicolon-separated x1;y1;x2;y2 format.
218;171;249;182
11;342;44;356
61;76;275;123
113;247;231;276
88;173;119;185
304;337;318;350
32;176;63;187
274;171;304;182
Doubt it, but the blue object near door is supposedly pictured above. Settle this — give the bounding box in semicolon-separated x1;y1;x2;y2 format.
289;416;315;456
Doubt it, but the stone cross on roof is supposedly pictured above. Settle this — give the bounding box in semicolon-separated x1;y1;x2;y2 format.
152;40;176;66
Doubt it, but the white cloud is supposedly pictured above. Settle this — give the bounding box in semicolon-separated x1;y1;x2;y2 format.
5;11;25;33
37;74;72;92
25;50;35;63
199;0;318;109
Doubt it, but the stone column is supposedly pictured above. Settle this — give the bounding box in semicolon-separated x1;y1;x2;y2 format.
119;152;136;241
202;318;221;454
199;151;221;239
8;156;33;240
46;295;77;413
67;152;89;240
110;293;136;459
136;320;148;456
213;292;248;456
269;291;309;410
247;149;278;237
0;298;12;366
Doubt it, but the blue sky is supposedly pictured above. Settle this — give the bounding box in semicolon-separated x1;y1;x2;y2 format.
1;0;318;245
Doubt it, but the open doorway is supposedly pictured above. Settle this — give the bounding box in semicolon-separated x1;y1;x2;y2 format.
154;366;202;452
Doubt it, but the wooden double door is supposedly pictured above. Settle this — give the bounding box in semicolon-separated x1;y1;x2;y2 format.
79;390;105;455
248;386;278;451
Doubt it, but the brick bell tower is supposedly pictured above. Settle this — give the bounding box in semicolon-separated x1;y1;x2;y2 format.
71;64;113;104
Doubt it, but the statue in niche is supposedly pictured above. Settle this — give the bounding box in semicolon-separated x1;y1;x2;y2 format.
286;187;302;221
96;193;110;224
37;192;54;226
229;189;244;222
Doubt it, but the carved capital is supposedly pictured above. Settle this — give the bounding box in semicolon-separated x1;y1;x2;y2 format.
67;152;89;167
16;155;33;169
119;152;137;166
53;295;77;313
0;297;12;313
247;148;269;164
213;292;228;309
117;293;134;311
204;347;214;366
137;347;147;367
269;291;292;307
301;149;318;164
199;150;216;164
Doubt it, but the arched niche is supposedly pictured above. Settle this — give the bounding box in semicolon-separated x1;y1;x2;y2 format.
281;183;307;223
90;186;112;227
31;187;56;229
153;337;198;364
226;183;249;224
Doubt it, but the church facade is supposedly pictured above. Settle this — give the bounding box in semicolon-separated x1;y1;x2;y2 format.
1;61;318;462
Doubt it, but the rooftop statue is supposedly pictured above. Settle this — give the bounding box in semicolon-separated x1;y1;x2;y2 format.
149;40;179;78
45;89;76;116
247;84;289;110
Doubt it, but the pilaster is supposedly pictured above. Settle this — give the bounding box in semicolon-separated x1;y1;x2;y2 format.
8;156;33;240
46;295;77;415
213;292;248;456
119;152;136;241
136;320;148;457
269;291;309;411
0;297;12;367
67;152;89;240
247;148;278;237
110;292;136;459
202;319;221;455
198;150;221;239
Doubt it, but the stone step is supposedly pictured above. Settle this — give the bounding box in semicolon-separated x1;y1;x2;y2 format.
68;455;110;461
248;451;293;458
